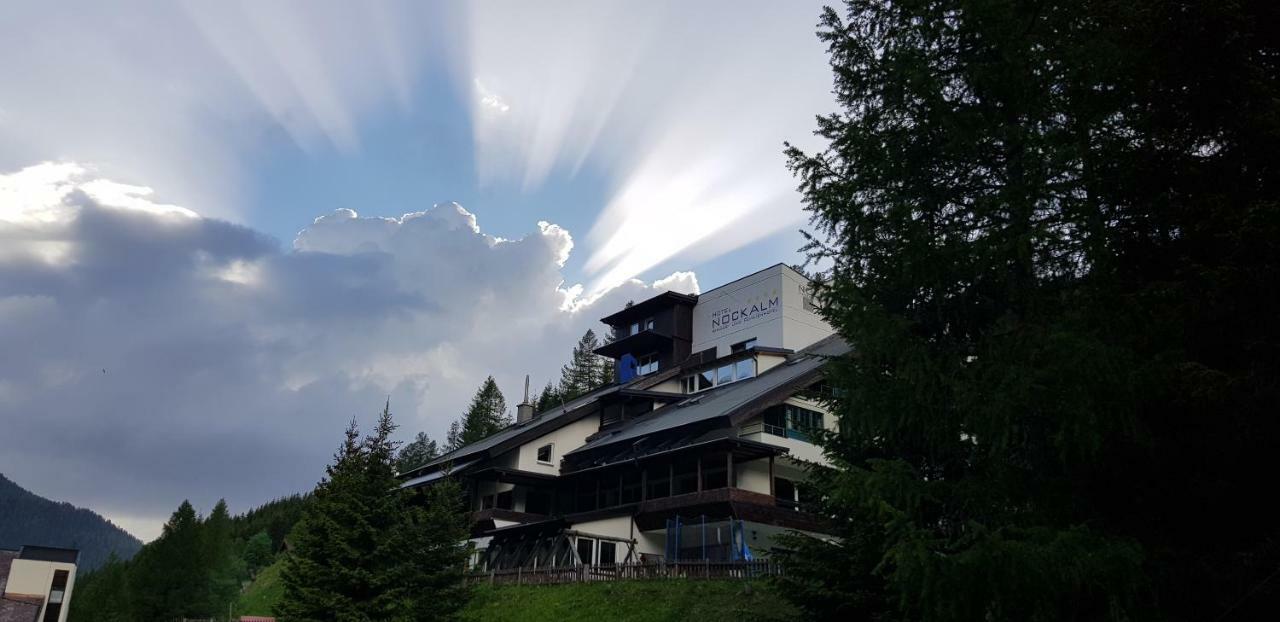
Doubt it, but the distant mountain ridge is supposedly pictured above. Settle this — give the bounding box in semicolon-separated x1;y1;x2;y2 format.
0;473;142;572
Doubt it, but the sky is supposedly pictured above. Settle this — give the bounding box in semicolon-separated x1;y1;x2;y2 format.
0;0;835;541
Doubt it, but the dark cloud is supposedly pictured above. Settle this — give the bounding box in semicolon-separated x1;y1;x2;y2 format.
0;164;696;540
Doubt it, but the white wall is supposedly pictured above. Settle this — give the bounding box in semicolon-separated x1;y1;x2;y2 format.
513;412;600;475
691;265;832;358
4;559;77;622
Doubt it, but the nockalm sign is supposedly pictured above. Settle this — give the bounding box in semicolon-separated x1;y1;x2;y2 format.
710;296;780;333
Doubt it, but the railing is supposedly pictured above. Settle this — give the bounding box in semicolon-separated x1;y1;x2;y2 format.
471;559;783;586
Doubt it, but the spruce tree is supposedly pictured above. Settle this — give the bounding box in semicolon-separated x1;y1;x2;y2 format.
558;330;611;399
782;1;1280;620
278;402;474;621
131;500;208;620
534;380;561;413
396;431;440;473
277;419;380;621
201;499;241;616
456;376;508;446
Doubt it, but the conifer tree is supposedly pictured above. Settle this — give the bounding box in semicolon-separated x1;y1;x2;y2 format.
201;499;241;616
558;330;611;400
456;376;508;446
278;402;473;621
780;1;1280;620
396;431;439;473
534;380;560;413
276;419;379;621
131;500;208;620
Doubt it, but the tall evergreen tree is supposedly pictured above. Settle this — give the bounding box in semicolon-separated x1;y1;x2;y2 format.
278;402;473;621
130;500;209;621
67;553;133;622
455;376;508;446
277;418;380;621
396;431;440;473
534;380;561;413
201;499;241;617
780;1;1280;620
558;330;611;399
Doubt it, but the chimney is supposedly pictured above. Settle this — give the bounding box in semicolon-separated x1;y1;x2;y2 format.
517;374;535;424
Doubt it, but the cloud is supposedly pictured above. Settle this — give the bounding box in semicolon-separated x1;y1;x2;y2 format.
0;163;694;541
463;0;835;292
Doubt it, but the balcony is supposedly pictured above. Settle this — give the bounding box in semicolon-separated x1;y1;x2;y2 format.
593;328;673;359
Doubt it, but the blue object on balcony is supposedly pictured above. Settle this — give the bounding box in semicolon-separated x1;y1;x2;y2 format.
618;353;639;383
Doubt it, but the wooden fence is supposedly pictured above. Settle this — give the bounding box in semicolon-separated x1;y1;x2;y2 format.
471;559;783;586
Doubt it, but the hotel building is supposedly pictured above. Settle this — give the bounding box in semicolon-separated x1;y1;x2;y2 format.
400;264;842;569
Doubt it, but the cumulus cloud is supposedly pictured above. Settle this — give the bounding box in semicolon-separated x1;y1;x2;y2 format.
0;163;695;541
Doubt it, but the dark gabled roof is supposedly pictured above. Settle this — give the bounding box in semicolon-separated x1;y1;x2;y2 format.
565;335;850;459
598;291;697;325
399;382;627;479
17;545;78;564
564;426;786;474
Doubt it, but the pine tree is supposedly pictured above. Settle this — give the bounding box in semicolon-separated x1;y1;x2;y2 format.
558;330;611;400
782;1;1280;620
456;376;508;446
396;431;440;473
381;480;472;621
277;419;379;621
201;499;241;616
278;402;474;621
534;380;560;413
67;553;133;622
131;500;209;620
445;420;462;452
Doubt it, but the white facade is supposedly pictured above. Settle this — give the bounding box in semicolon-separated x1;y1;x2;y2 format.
1;555;77;622
691;264;833;358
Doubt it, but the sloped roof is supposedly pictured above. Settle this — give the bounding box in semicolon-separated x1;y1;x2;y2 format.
566;335;849;459
400;382;626;478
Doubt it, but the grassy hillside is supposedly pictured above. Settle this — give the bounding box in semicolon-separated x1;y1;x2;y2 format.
233;560;798;622
461;580;799;622
235;557;286;617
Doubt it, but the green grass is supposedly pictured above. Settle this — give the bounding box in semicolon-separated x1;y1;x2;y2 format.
460;579;800;622
235;557;285;617
229;560;799;622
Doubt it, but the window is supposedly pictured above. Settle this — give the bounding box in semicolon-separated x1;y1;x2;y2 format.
644;317;655;330
577;537;596;566
601;404;623;427
731;338;757;352
673;459;699;495
481;494;495;510
697;369;714;391
42;570;69;622
762;405;825;442
621;471;643;504
637;353;660;375
734;358;755;381
496;490;514;510
599;541;617;565
630;322;640;335
716;364;734;385
681;376;696;393
647;466;670;499
775;477;798;509
536;443;553;464
702;453;728;489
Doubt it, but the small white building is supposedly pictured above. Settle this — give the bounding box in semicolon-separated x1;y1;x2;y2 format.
400;264;843;569
0;546;77;622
